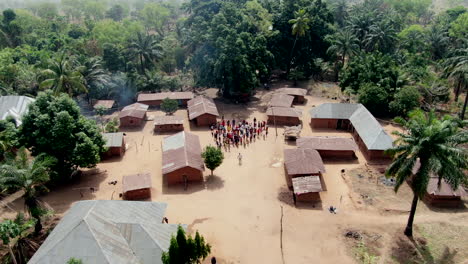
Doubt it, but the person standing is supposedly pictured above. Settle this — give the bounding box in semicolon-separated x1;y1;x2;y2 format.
238;153;242;165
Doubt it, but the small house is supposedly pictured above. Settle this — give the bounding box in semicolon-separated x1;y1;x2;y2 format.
122;173;152;200
267;107;302;126
297;137;358;160
162;131;204;186
119;103;148;127
268;93;294;108
187;96;219;126
137;92;194;107
276;88;307;104
284;148;325;188
154;116;184;132
102;132;125;158
292;176;323;203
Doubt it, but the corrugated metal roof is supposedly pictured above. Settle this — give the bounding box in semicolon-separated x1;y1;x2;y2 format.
266;107;302;118
309;103;393;150
0;95;35;126
162;131;204;174
292;176;323;195
154;116;184;126
269;94;294;108
94;100;115;109
187;96;219;120
119;103;148;119
276;88;307;96
28;200;183;264
103;132;124;148
123;173;152;193
137;92;194;102
297;137;358;151
284;148;325;175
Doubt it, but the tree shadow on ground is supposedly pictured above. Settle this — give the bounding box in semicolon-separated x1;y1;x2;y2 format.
205;175;225;191
391;235;458;264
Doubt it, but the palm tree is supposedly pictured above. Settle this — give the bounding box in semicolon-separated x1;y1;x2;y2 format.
326;29;359;80
288;9;310;74
443;46;468;105
427;25;449;60
77;56;111;103
364;20;397;53
0;148;56;234
127;32;163;74
39;55;87;96
386;110;468;237
0;214;36;264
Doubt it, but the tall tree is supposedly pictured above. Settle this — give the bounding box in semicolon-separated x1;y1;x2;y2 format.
0;148;56;234
162;226;211;264
201;146;224;176
77;56;111;102
386;110;468;236
39;55;87;96
288;9;310;74
427;25;449;60
19;91;106;179
127;32;163;74
326;29;359;80
444;45;468;103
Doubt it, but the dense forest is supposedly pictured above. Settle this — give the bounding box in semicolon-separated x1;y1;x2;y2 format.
0;0;465;117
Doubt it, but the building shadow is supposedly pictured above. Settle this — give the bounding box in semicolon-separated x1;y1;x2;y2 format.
119;125;146;133
295;201;323;211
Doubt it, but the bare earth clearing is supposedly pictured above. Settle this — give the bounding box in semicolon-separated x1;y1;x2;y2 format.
1;82;467;263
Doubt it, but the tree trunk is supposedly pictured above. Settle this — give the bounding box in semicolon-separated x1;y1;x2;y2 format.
8;245;18;264
211;170;213;176
404;193;419;237
139;54;145;74
460;88;467;120
34;217;42;235
455;81;461;102
287;35;299;76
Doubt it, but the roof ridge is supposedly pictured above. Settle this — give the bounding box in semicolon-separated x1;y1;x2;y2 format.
83;215;114;264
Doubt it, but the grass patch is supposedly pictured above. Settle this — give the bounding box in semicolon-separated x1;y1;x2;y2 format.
353;241;379;264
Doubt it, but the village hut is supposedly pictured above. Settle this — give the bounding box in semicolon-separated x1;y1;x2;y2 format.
292;176;323;202
0;95;35;126
102;132;125;158
187;96;219;126
283;148;325;188
412;160;467;207
154;116;184;132
276;88;307;104
266;107;302;126
122;173;152;200
162;131;204;186
297;136;358;160
268;93;294;108
137;92;194;107
119;103;148;127
28;200;184;264
310;103;393;161
93;100;115;110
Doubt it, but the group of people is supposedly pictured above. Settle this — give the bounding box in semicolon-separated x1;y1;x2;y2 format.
210;117;269;152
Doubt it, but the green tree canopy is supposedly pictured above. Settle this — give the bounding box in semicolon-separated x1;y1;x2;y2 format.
18;90;106;179
162;225;211;264
389;86;421;116
161;97;178;115
386;110;468;236
201;146;224;176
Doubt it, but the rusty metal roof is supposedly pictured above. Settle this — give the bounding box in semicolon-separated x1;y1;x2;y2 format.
269;94;294;108
284;148;325;175
119;103;148;119
187;96;219;120
94;100;115;109
292;176;323;195
154;115;184;126
276;88;307;96
137;92;194;102
412;159;467;197
28;200;184;264
297;137;358;151
162;131;204;174
266;107;302;118
122;173;152;193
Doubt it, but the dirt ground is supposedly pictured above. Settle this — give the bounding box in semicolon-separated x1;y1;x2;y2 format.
1;81;467;264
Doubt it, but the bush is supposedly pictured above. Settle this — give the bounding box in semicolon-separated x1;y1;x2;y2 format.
358;83;390;116
201;146;224;176
389;86;421;116
162;226;211;264
161;98;178;115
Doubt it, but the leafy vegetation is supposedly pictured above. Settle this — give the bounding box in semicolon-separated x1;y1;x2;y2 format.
162;225;211;264
161;97;178;115
201;146;224;176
